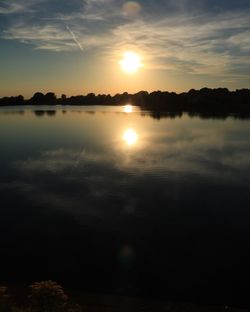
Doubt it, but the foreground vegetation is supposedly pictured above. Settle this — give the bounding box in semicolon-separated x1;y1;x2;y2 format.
0;281;81;312
1;281;250;312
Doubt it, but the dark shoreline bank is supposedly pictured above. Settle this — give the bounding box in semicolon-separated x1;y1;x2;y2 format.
1;88;250;115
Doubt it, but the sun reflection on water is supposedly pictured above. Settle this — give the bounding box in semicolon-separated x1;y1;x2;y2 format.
123;104;133;113
123;128;138;145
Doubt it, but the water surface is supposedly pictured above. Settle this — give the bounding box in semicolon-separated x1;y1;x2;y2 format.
1;106;250;304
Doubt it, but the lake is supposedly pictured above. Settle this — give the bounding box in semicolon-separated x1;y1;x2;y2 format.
1;105;250;305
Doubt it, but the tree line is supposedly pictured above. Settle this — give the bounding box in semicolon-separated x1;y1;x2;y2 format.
1;88;250;113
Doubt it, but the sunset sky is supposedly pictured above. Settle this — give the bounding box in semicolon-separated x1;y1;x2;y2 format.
0;0;249;98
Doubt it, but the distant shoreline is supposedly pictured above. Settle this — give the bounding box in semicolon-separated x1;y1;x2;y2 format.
1;88;250;114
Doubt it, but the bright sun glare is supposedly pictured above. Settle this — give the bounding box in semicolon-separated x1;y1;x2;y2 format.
123;104;133;113
123;128;138;145
120;51;142;74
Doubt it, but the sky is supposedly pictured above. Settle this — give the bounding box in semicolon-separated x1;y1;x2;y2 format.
0;0;249;98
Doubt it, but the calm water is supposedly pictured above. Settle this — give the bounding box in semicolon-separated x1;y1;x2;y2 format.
1;106;250;304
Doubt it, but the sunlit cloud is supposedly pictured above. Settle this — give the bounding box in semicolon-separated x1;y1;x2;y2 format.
0;0;250;80
111;12;250;77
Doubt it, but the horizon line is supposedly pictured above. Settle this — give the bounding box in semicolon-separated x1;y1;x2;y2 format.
1;87;250;100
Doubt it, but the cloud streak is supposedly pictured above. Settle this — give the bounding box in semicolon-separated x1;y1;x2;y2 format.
1;0;250;79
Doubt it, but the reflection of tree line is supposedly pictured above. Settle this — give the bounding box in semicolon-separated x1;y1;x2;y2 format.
32;110;250;120
4;110;250;120
34;110;57;117
1;88;250;118
147;111;250;120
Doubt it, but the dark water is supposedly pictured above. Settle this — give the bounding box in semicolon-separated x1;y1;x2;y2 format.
1;106;250;305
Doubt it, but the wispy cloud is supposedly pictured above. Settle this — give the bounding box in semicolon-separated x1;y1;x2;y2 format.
3;23;78;52
1;0;250;78
110;11;250;76
0;0;38;14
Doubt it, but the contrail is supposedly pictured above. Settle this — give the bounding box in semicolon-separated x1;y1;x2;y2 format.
66;25;83;51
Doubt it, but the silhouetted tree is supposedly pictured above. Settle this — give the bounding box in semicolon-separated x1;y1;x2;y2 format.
30;92;45;105
0;95;25;106
45;92;56;105
15;95;25;105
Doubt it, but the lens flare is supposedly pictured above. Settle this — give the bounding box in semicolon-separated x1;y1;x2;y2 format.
122;1;142;17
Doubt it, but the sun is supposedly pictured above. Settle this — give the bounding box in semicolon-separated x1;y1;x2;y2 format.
119;51;142;74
